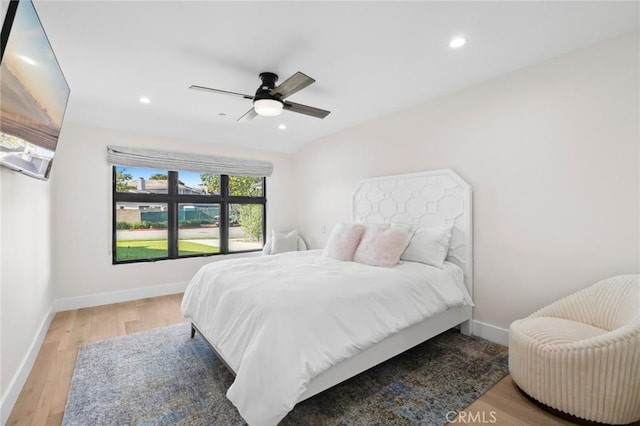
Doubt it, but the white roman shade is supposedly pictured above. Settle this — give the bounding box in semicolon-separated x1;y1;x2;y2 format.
107;146;273;177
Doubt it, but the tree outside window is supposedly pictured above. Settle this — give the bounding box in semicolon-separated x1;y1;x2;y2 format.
200;174;263;241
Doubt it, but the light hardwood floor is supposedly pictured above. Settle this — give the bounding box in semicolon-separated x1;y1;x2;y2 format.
7;294;185;426
7;293;605;426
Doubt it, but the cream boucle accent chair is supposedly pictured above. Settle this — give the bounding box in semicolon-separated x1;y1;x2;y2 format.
509;274;640;425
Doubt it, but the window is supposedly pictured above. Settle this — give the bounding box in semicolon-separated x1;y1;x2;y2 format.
113;166;266;264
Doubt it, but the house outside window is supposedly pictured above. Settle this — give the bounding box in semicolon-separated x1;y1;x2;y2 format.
113;166;266;264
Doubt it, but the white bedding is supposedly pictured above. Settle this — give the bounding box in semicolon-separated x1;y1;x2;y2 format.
180;250;472;426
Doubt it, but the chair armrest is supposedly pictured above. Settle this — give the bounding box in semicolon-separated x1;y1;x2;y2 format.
530;275;639;330
529;285;595;323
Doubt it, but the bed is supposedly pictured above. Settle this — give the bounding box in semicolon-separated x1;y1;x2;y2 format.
181;169;473;426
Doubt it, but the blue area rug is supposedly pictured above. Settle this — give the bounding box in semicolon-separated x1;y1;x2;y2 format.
63;323;508;425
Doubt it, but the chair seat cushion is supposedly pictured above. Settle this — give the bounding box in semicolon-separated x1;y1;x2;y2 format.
515;316;608;345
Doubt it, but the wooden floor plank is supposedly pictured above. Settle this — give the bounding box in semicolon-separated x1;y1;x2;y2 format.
42;313;67;345
115;301;140;336
124;319;146;335
88;304;119;343
29;350;63;426
7;292;590;426
459;377;575;425
67;308;91;351
55;310;77;352
45;412;63;426
7;342;57;426
49;349;77;416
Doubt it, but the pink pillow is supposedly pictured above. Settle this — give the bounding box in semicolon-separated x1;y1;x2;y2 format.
323;222;366;261
353;225;411;267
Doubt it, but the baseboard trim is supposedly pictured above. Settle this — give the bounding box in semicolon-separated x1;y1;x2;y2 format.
1;303;56;425
473;320;509;346
53;281;189;312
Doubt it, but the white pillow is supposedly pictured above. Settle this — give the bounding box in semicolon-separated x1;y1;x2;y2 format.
353;225;411;268
323;222;366;261
271;229;299;254
391;223;418;239
400;226;453;268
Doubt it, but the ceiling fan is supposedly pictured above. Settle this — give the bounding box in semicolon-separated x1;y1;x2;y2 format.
190;71;330;122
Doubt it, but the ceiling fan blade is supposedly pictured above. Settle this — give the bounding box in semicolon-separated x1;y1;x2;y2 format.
270;72;315;99
237;107;258;122
283;101;330;119
189;85;254;100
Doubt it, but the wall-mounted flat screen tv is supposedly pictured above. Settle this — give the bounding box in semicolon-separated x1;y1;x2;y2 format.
0;0;70;180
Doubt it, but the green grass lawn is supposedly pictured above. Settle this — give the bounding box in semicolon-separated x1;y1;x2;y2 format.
116;239;219;261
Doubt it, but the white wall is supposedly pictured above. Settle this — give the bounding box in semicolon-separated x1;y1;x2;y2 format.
0;1;57;420
51;123;296;300
0;168;55;415
294;33;640;330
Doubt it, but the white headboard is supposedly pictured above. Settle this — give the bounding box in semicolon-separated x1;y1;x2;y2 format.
352;169;473;295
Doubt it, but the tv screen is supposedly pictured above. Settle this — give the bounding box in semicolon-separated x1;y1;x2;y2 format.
0;0;70;180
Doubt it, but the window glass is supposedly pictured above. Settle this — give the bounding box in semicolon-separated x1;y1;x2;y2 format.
115;202;168;261
229;175;263;197
178;203;220;256
178;171;214;195
197;172;221;195
229;204;263;252
115;166;170;194
113;167;266;264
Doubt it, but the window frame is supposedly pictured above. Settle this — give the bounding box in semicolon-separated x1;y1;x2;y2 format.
112;168;267;264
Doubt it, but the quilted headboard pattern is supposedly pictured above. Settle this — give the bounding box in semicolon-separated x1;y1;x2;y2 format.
352;169;473;293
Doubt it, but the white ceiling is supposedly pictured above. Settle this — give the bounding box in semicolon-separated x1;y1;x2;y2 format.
34;1;639;153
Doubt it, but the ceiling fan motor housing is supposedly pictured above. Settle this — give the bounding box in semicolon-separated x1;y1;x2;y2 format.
255;72;282;102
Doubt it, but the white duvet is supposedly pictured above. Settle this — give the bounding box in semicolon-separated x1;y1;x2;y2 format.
181;250;472;426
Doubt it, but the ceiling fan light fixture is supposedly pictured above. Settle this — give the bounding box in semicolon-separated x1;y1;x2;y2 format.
254;98;284;116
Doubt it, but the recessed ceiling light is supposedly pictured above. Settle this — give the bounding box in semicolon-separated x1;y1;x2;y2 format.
138;96;151;104
449;37;466;49
278;123;287;130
